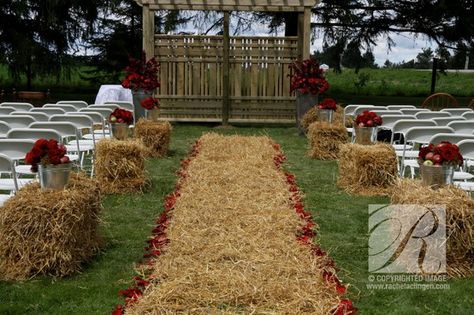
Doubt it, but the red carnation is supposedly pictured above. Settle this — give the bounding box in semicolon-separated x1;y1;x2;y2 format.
109;108;134;125
24;139;70;172
318;98;337;110
140;97;159;110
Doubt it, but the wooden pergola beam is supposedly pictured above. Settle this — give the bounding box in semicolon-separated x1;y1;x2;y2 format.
142;4;155;59
136;0;317;12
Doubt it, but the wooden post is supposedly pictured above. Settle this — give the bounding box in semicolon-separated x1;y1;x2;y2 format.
222;11;230;125
297;8;311;60
142;5;155;59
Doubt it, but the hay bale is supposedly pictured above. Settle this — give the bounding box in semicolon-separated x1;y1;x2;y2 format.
134;119;172;158
301;104;344;133
95;139;149;194
0;173;102;280
337;143;398;196
307;122;348;160
391;179;474;277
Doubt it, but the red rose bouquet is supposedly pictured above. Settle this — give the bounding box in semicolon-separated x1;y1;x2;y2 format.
109;108;134;125
318;98;337;111
355;110;382;127
25;139;70;172
121;52;160;92
418;141;463;166
289;58;329;95
140;97;160;110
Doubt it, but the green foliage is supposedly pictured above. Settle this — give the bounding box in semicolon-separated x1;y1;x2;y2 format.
0;125;472;314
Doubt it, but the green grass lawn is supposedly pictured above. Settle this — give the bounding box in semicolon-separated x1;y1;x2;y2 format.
0;124;472;314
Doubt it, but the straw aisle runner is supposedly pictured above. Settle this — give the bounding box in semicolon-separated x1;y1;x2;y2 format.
115;133;356;314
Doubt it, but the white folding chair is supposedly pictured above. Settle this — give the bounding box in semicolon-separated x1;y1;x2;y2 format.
447;121;474;135
69;111;109;139
0;102;34;111
30;108;66;117
380;115;416;131
432;117;466;126
57;100;88;109
43;104;77;112
415;112;452;120
11;111;49;121
29;122;81;166
353;106;387;117
344;105;375;135
0;139;36;176
401;127;454;178
105;101;134;111
370;110;403;116
0;153;30;206
88;104;119;111
440;108;473;116
387;105;416;110
0;115;36;128
400;108;430;115
390;119;437;148
0;107;17;115
455;140;474;192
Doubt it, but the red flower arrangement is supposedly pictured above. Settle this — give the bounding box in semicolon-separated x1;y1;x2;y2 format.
25;139;70;172
418;141;463;167
289;58;329;95
354;110;382;127
140;97;160;110
121;52;160;92
109;108;134;125
318;98;337;111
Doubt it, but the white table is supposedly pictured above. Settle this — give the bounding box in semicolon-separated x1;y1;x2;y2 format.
94;85;133;105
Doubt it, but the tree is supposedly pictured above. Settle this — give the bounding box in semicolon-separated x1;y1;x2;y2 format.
341;41;364;70
415;48;434;69
361;50;377;68
0;0;98;89
436;45;452;69
383;59;393;68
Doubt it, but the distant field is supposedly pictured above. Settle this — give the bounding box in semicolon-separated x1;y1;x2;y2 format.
326;68;474;97
1;65;473;105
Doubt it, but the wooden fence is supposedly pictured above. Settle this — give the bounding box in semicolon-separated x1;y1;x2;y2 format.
155;35;298;123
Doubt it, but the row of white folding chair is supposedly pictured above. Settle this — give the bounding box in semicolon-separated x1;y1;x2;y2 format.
57;100;88;109
440;108;473;116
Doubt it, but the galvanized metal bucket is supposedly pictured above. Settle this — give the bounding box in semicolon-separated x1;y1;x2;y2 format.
111;123;130;140
318;109;333;124
38;163;71;190
420;164;455;188
354;127;376;145
146;108;160;121
132;89;152;121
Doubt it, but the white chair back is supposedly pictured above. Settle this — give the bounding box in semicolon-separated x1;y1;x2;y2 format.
0;102;34;111
105;101;134;111
11;111;49;121
432;117;466;126
405;127;454;146
0;153;19;193
429;133;474;145
50;114;94;130
447;121;474;134
370;110;403;116
353;106;387;116
462;112;474;120
387;105;416;110
400;108;430;115
415;112;451;119
0;115;36;128
0;107;17;115
7;128;62;142
43;104;77;112
29;122;78;139
30;108;66;116
0;139;35;160
458;140;474;160
78;108;113;120
0;121;11;137
380;115;416;130
440;108;473;116
88;104;119;111
57;100;88;109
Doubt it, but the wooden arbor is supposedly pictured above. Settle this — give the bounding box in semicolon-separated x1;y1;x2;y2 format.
136;0;318;124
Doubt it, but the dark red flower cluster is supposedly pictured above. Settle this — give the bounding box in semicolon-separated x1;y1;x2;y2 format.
354;110;382;127
112;140;202;315
418;141;463;166
289;58;329;95
109;108;134;125
24;139;69;172
121;52;160;92
318;98;337;111
140;97;160;110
